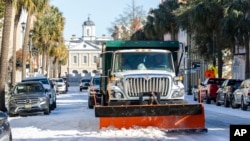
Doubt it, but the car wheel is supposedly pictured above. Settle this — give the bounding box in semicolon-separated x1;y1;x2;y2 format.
206;93;211;104
8;113;16;117
231;96;240;109
193;93;197;101
215;94;221;106
224;95;230;107
44;107;50;115
53;101;57;109
241;97;248;111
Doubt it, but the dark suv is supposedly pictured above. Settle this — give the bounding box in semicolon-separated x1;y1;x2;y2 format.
22;76;57;110
216;79;243;107
8;81;50;116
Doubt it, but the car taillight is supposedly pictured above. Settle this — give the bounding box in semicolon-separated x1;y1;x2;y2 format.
248;91;250;96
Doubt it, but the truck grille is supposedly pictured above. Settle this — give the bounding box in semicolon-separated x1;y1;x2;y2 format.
125;76;170;97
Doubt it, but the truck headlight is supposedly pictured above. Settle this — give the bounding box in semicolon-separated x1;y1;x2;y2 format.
172;88;185;98
115;92;122;99
110;87;124;99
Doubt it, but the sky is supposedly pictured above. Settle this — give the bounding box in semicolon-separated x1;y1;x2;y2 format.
50;0;161;40
8;85;248;141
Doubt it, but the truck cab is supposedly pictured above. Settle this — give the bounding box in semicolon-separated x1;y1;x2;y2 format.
98;40;184;106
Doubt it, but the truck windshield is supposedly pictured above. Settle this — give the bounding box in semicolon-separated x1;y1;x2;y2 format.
113;52;174;72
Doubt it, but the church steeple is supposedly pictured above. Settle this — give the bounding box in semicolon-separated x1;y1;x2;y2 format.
82;16;96;41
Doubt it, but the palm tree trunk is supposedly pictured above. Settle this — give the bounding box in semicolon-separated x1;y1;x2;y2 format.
46;54;49;77
42;51;46;75
22;14;32;79
245;35;250;78
0;1;13;112
12;9;22;87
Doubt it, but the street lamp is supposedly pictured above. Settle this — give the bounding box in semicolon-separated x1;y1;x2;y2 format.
67;42;71;83
21;22;26;31
21;22;26;80
29;30;33;73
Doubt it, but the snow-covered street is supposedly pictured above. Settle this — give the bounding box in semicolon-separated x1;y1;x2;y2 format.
8;86;250;141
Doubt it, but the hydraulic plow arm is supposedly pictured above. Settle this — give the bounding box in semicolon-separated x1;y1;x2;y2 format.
95;104;208;132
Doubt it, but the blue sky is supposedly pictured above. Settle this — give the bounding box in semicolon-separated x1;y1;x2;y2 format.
50;0;160;40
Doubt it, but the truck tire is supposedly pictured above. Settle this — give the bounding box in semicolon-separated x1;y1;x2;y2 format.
101;93;108;106
88;98;94;109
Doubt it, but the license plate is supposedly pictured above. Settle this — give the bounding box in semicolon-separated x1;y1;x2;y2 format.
24;104;31;109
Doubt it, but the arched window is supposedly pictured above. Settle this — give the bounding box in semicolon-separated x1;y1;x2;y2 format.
82;70;88;73
72;70;78;74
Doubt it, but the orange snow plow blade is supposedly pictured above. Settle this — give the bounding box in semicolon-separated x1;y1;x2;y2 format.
95;103;207;132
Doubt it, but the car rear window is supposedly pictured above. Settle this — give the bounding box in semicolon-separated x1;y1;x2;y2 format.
208;79;225;85
228;80;243;86
93;78;100;85
82;79;90;83
22;79;49;85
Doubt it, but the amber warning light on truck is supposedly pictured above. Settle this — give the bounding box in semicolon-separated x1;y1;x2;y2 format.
230;125;250;141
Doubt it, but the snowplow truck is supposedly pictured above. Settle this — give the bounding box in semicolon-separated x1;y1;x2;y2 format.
95;40;207;132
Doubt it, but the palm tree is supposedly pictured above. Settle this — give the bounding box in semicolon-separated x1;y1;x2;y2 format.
144;0;179;40
32;6;65;77
226;0;250;78
182;0;224;77
0;0;14;112
21;0;49;79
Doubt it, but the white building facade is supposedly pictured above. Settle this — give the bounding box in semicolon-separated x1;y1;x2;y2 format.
61;17;111;81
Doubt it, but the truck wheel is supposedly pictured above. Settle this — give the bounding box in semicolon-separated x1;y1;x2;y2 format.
101;93;108;106
88;98;94;109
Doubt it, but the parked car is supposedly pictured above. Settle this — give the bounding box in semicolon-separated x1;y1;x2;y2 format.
22;76;57;110
231;79;250;110
79;78;91;92
0;111;12;141
61;77;69;92
216;79;243;107
8;81;50;117
198;78;226;104
51;78;67;94
87;76;101;109
192;86;199;101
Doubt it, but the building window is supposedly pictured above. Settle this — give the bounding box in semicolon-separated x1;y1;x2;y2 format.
73;56;77;64
93;56;97;63
83;56;87;64
87;29;89;36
